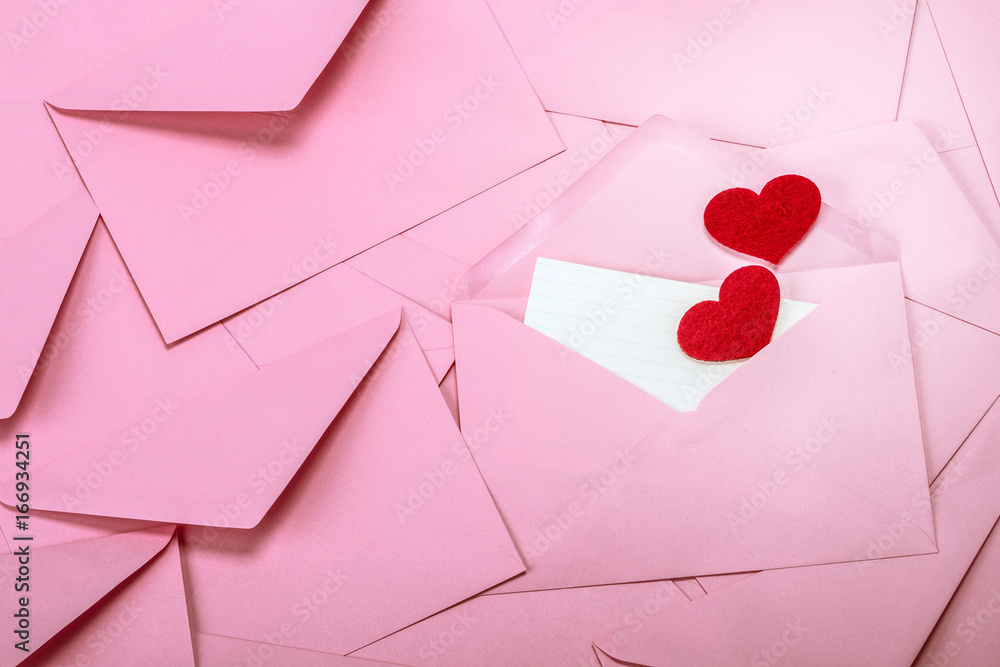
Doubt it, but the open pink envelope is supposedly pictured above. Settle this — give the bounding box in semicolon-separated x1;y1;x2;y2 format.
0;509;180;666
17;528;193;667
44;0;563;342
595;398;1000;667
0;222;416;528
0;103;98;418
182;319;524;655
454;260;934;590
450;115;1000;592
486;0;912;144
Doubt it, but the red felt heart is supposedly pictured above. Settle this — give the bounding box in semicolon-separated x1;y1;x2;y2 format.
704;174;821;264
677;265;780;362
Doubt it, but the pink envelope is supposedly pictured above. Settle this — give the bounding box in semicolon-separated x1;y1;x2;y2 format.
450;117;956;591
44;0;563;342
14;527;193;667
351;580;689;666
182;319;524;655
0;221;397;527
595;399;1000;667
894;0;976;154
0;514;178;666
915;516;1000;666
486;0;913;144
0;102;98;418
926;0;1000;214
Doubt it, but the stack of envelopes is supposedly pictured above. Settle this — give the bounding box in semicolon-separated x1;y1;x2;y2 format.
2;1;1000;665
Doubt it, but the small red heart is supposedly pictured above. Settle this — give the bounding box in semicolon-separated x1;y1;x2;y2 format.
704;174;821;264
677;265;780;362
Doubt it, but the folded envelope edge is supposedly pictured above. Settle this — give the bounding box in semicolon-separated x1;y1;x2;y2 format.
4;309;403;527
41;0;371;113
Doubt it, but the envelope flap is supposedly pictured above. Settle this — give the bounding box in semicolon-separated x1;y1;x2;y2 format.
46;0;369;112
0;190;97;418
700;262;934;539
17;532;195;666
0;524;173;665
8;309;401;527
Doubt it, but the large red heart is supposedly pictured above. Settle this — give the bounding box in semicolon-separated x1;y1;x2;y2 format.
677;265;780;362
704;174;821;264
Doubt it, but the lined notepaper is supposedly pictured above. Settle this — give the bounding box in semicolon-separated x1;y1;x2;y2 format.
523;258;817;412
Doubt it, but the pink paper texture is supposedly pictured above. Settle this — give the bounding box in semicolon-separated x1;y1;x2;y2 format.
5;3;1000;664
